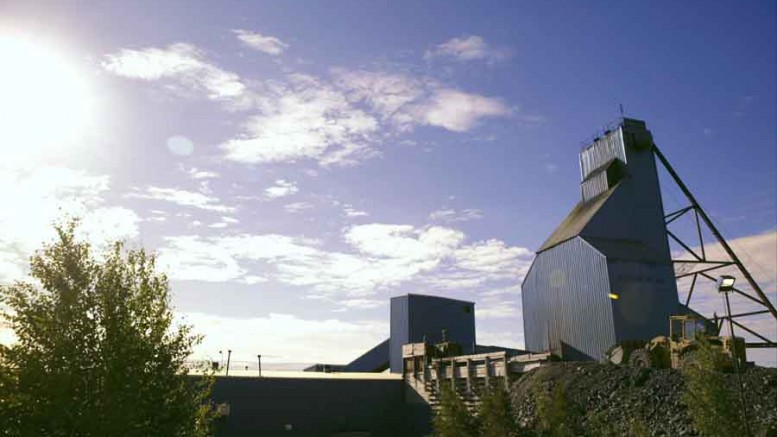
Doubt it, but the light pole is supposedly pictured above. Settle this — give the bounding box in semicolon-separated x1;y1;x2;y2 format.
257;355;262;377
717;275;751;436
226;350;232;376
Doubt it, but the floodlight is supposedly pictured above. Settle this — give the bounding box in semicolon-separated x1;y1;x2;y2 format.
717;275;736;293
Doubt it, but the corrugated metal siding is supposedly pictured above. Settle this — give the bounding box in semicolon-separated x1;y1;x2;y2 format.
581;170;609;202
581;131;673;259
522;237;616;361
389;294;476;373
579;128;626;180
389;296;409;373
407;294;476;353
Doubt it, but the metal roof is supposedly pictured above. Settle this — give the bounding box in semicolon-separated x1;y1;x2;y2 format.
536;183;619;253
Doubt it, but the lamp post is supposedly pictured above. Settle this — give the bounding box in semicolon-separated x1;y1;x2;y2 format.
717;275;751;436
257;355;262;377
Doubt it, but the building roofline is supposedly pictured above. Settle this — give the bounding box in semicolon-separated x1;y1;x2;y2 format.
393;293;476;306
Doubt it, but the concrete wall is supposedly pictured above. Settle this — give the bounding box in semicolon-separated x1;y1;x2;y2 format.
210;376;428;436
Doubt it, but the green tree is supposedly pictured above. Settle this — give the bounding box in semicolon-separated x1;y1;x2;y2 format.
434;383;477;437
534;380;577;437
0;221;214;436
477;380;517;437
681;336;748;437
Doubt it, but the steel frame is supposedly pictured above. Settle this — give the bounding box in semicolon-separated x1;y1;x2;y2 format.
653;145;776;349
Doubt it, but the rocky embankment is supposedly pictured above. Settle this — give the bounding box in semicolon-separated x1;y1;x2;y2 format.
510;362;777;436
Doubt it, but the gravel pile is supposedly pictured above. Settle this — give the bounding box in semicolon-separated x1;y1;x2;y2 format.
509;362;777;436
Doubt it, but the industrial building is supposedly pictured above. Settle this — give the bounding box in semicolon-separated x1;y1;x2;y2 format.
522;118;685;361
209;293;521;435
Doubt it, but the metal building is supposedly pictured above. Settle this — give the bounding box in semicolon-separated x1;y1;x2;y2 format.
389;294;476;373
522;118;681;361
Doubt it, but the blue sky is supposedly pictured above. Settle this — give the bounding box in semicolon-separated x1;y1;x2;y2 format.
1;1;774;367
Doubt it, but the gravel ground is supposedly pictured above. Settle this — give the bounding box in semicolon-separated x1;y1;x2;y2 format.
509;362;777;436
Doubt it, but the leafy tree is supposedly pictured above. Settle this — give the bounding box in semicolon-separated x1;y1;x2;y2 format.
477;380;518;437
0;221;214;436
681;336;748;437
434;382;477;437
533;380;577;437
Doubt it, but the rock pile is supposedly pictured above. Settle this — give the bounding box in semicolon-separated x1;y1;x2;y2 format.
509;362;777;436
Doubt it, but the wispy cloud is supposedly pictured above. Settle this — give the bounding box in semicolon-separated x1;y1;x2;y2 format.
233;29;289;55
424;35;511;63
264;179;299;199
157;222;532;303
127;186;234;212
429;208;483;223
343;205;369;218
220;74;379;166
416;89;510;132
103;43;245;100
284;202;314;214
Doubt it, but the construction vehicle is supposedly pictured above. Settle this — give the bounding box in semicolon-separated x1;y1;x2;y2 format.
606;315;747;371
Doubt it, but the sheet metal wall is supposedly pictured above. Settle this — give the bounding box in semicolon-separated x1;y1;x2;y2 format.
209;376;421;436
581;170;609;202
389;296;410;373
582;127;672;258
522;237;616;361
389;294;476;373
579;128;626;180
608;260;679;341
345;338;390;372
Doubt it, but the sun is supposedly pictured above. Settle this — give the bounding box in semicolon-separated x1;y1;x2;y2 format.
0;34;94;165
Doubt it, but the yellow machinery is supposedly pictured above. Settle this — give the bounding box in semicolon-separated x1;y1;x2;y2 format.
606;315;746;371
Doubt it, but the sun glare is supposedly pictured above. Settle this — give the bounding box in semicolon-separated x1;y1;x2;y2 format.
0;35;94;165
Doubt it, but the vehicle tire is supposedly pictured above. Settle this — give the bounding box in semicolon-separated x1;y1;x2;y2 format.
629;349;652;368
680;351;701;370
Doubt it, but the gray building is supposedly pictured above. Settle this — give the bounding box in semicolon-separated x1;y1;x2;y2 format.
389;294;476;373
522;118;681;361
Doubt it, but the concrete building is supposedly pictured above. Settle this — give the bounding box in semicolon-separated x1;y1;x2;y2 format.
522;118;682;361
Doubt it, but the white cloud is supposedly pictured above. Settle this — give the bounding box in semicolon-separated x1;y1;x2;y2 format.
343;205;369;218
429;208;483;223
425;35;511;63
0;166;138;283
103;43;245;100
127;186;233;212
220;74;379;166
187;168;219;179
233;29;288;55
264;179;298;199
415;89;510;132
157;223;532;302
220;69;513;166
284;202;314;214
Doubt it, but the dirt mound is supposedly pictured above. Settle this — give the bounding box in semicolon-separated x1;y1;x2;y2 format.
510;362;777;436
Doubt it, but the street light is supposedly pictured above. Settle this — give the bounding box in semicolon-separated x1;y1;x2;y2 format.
717;275;736;292
717;275;751;436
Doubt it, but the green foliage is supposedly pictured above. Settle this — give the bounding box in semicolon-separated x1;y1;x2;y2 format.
0;221;215;436
681;335;748;437
533;380;577;437
477;380;517;437
434;383;477;437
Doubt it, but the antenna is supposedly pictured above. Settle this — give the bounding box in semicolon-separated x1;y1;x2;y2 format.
619;103;624;116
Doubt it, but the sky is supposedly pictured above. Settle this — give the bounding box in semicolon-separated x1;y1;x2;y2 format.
0;1;775;368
